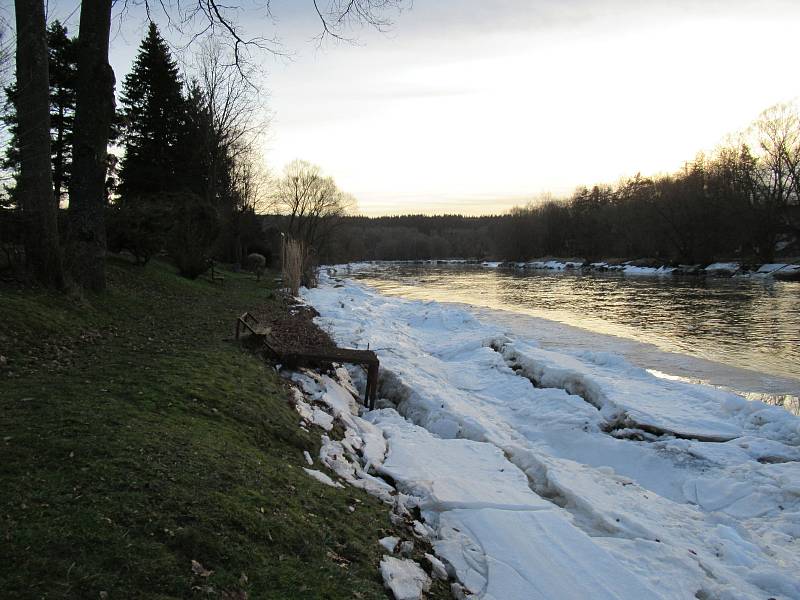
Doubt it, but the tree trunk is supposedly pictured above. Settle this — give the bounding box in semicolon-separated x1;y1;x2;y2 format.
15;0;65;288
68;0;114;291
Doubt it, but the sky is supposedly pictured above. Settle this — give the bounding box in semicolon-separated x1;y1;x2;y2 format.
41;0;800;215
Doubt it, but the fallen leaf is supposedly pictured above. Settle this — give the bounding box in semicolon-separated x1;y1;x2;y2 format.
191;559;213;577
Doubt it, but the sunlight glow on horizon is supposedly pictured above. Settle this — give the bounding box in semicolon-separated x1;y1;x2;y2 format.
264;5;800;216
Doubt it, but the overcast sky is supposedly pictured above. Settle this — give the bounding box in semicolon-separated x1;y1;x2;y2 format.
43;0;800;215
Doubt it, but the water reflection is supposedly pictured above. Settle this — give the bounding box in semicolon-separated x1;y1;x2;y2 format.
352;265;800;413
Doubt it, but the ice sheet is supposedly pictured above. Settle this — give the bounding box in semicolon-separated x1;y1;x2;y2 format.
304;274;800;600
435;508;667;600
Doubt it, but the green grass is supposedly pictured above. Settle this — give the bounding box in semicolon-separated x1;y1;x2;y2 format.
0;258;446;599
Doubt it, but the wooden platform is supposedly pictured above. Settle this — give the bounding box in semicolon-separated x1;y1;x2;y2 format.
236;312;380;409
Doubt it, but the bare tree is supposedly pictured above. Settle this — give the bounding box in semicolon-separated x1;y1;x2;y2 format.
182;38;270;263
273;159;354;256
746;101;800;261
14;0;65;287
225;145;271;262
0;15;13;90
231;145;270;213
191;37;267;204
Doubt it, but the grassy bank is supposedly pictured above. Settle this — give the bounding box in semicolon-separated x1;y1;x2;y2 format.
0;258;434;599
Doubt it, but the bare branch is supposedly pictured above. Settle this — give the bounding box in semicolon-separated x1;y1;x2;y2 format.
311;0;407;44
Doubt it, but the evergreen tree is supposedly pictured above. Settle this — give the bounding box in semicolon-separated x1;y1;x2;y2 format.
118;23;186;200
0;83;18;207
48;21;78;204
177;81;213;198
1;21;77;203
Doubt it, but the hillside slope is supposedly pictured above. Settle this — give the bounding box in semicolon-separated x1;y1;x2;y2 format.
0;258;419;599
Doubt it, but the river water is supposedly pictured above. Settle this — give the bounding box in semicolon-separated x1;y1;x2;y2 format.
341;264;800;414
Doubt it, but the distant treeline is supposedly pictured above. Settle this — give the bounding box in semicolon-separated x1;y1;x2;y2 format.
318;104;800;266
317;214;501;264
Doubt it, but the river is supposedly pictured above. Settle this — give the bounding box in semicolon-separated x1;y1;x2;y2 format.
338;263;800;414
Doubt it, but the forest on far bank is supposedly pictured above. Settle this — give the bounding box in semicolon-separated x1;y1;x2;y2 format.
304;103;800;266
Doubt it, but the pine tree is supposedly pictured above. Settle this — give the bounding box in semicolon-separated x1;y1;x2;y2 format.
1;21;77;204
48;21;78;204
177;81;213;198
0;83;19;207
118;23;186;200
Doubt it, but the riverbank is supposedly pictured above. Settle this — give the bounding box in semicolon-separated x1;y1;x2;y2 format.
496;258;800;279
304;272;800;599
0;258;443;599
341;258;800;279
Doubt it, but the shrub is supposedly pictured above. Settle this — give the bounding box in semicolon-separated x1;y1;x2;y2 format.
106;199;171;265
165;193;220;279
0;209;27;277
245;252;266;280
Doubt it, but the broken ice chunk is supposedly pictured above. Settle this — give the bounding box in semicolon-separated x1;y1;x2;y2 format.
424;553;448;580
379;536;400;553
379;556;431;600
302;468;343;488
311;408;334;431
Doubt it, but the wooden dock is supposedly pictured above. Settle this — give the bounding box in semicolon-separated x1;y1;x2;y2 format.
236;312;379;409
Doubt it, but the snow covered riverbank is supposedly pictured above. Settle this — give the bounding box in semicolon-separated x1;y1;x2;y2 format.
349;258;800;279
303;274;800;600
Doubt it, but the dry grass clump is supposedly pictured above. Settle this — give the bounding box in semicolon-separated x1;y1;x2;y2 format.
282;237;305;296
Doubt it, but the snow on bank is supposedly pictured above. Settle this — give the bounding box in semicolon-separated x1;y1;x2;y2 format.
705;262;740;274
304;274;800;600
757;263;800;280
324;259;800;279
621;264;676;276
287;368;439;599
